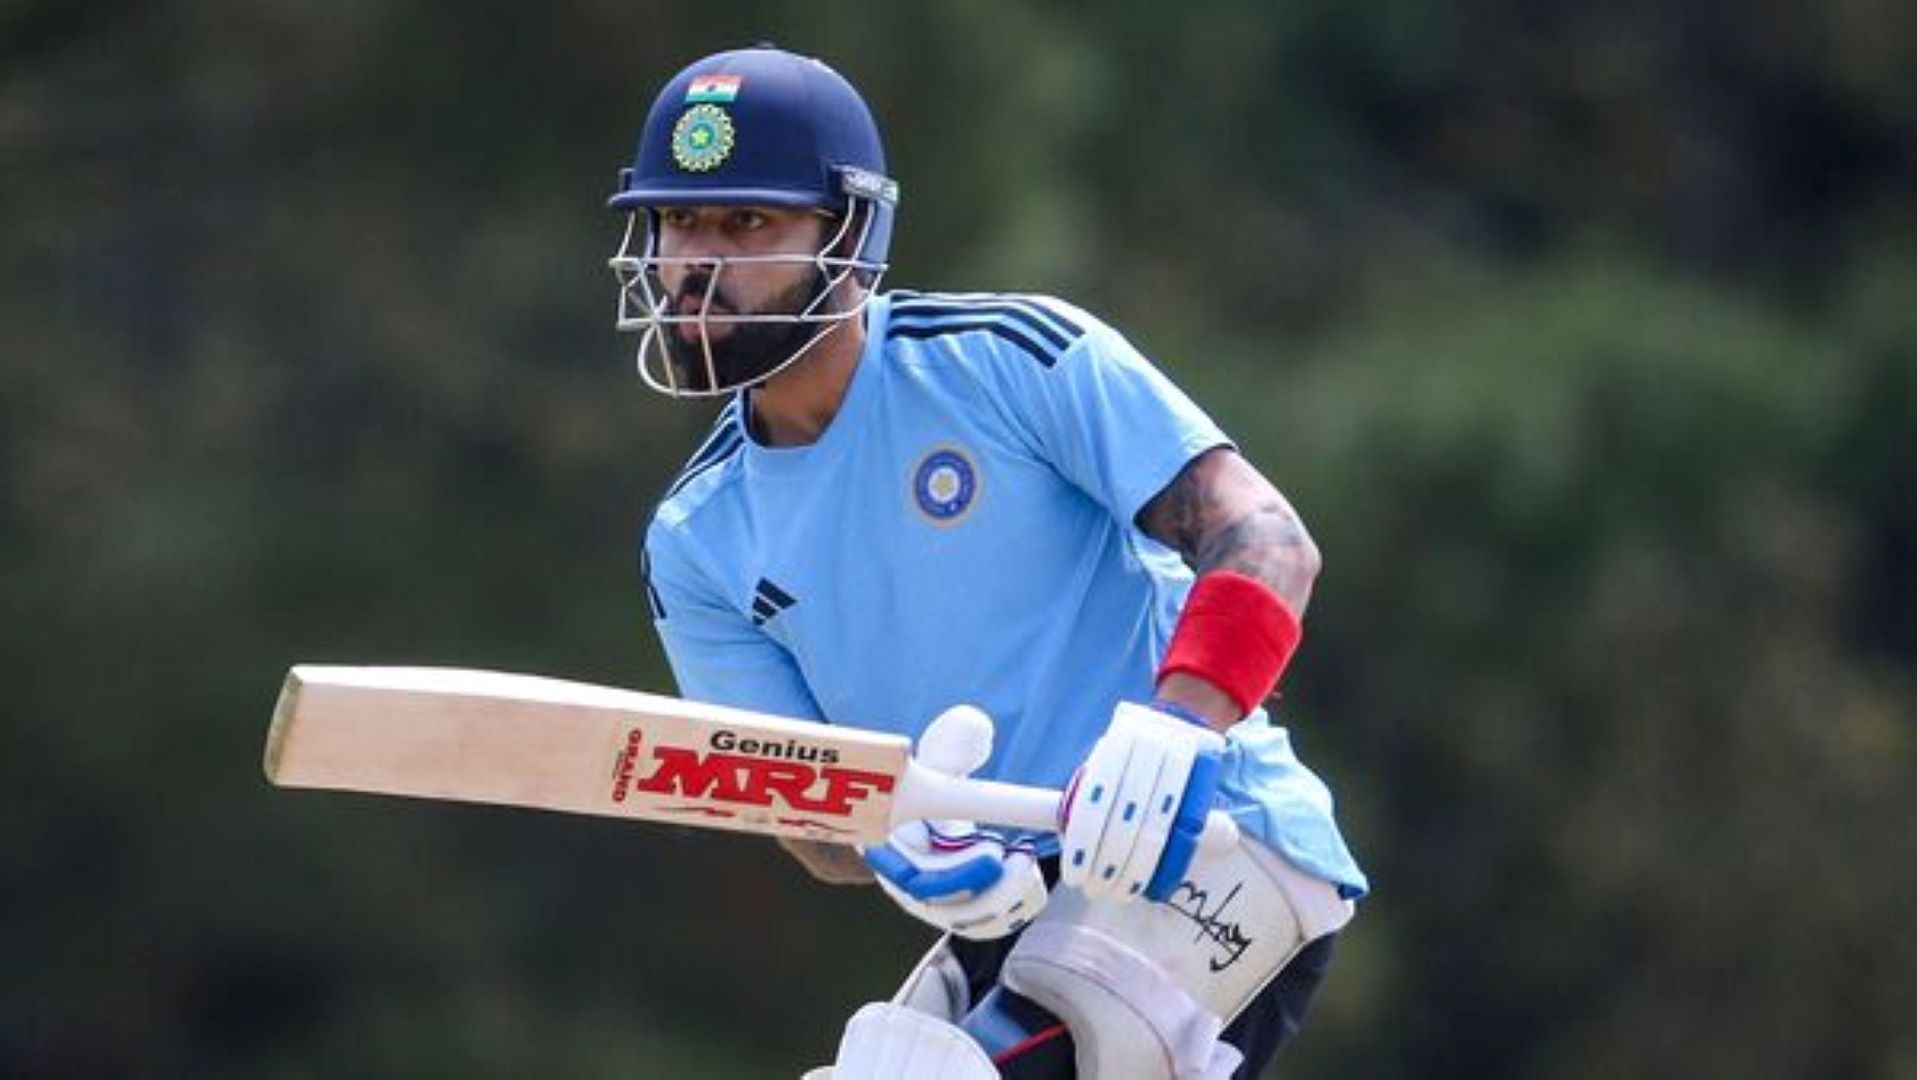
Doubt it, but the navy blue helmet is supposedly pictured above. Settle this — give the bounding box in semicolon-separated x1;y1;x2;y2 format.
608;47;900;396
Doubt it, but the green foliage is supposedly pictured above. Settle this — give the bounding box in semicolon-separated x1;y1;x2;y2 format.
1251;254;1917;1076
2;1;1911;1076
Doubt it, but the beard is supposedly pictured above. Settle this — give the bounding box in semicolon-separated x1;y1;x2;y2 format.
660;266;833;394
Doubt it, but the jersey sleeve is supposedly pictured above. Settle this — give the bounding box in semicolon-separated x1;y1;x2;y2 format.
641;519;826;723
983;301;1232;526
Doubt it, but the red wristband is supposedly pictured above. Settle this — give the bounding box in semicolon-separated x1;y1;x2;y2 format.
1156;571;1302;716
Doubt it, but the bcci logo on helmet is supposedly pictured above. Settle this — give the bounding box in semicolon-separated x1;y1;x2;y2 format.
671;104;735;172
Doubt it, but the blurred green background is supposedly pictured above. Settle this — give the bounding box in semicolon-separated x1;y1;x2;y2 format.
3;2;1913;1076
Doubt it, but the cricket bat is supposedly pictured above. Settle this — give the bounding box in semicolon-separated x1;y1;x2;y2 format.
265;665;1240;848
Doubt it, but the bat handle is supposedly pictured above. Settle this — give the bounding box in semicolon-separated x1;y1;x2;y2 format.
894;761;1241;854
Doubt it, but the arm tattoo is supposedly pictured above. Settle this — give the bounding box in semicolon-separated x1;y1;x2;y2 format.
1140;450;1321;614
1193;507;1319;611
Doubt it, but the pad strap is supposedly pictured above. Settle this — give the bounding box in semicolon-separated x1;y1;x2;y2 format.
1156;571;1301;716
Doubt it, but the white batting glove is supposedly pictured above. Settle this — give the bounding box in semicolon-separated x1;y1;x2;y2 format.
863;705;1048;940
864;820;1050;940
1059;701;1226;903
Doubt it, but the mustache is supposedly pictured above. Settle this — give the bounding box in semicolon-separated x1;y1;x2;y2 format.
671;274;736;314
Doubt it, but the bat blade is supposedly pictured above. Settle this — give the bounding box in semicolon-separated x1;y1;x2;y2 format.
266;665;914;844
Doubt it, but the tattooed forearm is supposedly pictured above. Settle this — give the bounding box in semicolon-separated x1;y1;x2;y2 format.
1192;505;1320;612
1139;448;1322;614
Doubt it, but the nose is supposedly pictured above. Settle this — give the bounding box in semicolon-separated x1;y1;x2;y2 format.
654;249;723;299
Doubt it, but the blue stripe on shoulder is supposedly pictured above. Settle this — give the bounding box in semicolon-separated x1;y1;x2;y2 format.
638;544;666;620
679;399;741;470
889;320;1060;367
891;290;1086;340
887;292;1087;368
664;401;744;499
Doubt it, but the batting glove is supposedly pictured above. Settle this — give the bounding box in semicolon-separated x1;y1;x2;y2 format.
1059;701;1226;903
862;704;1049;940
865;820;1049;940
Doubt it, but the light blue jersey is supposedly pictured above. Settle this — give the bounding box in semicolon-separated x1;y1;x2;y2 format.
643;291;1367;897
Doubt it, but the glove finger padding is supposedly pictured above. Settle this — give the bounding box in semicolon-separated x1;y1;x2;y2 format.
1114;737;1195;898
1061;702;1224;903
866;822;1049;940
1082;734;1171;900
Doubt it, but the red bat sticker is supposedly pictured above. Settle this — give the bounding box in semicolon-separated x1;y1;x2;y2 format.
611;728;895;817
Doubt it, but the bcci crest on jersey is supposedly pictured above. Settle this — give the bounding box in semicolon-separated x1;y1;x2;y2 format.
911;446;980;525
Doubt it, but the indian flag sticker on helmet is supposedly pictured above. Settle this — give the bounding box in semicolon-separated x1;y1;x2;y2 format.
671;104;735;172
685;74;742;103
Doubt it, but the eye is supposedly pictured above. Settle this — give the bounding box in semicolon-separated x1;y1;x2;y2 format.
728;208;769;232
658;207;697;230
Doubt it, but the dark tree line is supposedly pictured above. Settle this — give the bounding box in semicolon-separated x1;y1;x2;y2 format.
2;2;1910;1075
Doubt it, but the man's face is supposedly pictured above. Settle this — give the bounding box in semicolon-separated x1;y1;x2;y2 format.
633;204;844;394
653;205;831;343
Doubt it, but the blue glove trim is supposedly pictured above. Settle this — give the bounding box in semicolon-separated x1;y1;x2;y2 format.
1143;748;1223;902
1148;698;1213;729
865;843;1006;901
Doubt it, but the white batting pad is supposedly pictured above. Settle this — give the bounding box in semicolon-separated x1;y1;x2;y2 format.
1002;837;1353;1077
1004;924;1240;1079
890;936;973;1022
1046;833;1351;1019
824;1003;1000;1080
